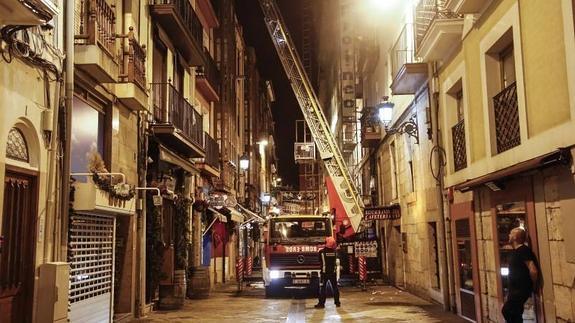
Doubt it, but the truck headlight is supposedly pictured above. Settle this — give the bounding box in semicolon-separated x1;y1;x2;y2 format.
270;270;281;279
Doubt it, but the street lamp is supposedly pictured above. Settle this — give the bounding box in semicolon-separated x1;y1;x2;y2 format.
377;101;394;128
376;100;420;144
239;152;250;171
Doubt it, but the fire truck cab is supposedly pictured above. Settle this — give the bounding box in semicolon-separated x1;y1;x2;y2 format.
263;214;333;297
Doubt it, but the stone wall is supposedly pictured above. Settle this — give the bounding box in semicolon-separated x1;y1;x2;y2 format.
542;167;575;322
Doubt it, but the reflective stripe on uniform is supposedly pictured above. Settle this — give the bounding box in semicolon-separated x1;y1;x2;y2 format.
321;252;326;273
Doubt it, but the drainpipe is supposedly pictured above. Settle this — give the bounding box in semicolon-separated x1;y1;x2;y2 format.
135;111;148;317
57;0;74;262
44;73;62;263
430;61;456;312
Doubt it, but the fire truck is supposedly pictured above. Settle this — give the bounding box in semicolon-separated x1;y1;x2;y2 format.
263;214;333;297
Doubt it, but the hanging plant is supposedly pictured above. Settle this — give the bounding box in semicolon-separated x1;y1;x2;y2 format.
87;150;136;201
174;196;193;270
146;194;164;300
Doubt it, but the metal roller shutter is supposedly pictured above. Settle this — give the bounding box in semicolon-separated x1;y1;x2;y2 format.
68;213;115;323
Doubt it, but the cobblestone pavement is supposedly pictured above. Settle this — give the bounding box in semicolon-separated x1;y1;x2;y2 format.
132;284;467;323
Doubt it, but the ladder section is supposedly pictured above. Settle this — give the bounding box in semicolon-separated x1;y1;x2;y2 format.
258;0;363;235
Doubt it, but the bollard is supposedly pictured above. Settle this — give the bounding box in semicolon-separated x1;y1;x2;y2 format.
348;254;355;274
358;256;367;291
236;257;244;291
245;256;253;277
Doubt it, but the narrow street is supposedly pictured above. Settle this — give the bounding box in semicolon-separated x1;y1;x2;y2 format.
133;284;466;323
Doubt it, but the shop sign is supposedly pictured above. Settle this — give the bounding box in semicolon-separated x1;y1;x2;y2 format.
208;192;226;209
363;205;401;220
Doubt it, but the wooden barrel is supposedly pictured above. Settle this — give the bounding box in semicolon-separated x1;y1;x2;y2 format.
158;270;186;310
187;266;211;299
173;270;187;299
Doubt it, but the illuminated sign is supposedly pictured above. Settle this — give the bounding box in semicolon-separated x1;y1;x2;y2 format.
363;205;401;220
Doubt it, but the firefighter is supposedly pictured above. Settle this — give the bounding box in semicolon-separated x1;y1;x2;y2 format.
315;236;341;308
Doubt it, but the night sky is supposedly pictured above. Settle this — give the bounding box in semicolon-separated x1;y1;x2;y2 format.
236;0;305;188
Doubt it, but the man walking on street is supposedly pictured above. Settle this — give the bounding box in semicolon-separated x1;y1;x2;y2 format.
315;236;340;308
502;227;540;323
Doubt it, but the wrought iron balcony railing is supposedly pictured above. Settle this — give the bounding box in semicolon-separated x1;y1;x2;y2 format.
151;82;204;149
451;119;467;171
203;132;220;169
391;24;418;79
197;47;221;88
75;0;116;55
120;27;146;89
415;0;462;50
149;0;203;48
493;82;520;153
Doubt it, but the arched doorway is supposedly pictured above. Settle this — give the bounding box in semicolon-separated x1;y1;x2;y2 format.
0;127;39;323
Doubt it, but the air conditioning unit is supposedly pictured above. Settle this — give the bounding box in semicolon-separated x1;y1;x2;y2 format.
0;0;58;26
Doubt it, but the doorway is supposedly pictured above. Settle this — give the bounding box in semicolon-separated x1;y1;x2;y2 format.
0;169;38;323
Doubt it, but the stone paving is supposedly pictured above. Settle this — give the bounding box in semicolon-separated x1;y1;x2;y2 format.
132;283;467;323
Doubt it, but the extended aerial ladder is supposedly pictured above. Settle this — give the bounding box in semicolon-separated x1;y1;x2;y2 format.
258;0;364;237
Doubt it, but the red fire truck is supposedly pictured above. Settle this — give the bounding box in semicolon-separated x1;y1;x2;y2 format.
263;214;333;297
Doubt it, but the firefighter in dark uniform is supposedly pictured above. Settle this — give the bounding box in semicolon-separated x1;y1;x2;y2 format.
315;236;340;308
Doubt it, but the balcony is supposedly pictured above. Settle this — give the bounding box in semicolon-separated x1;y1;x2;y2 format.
493;82;520;154
196;132;221;177
116;27;147;111
195;0;219;28
149;0;204;66
73;179;136;215
214;161;236;192
390;24;428;95
451;119;467;171
74;0;118;83
415;0;464;62
445;0;486;14
151;83;205;158
0;0;58;26
360;107;382;147
196;48;220;102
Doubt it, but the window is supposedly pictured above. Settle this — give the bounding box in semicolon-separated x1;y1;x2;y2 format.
428;222;440;290
71;96;107;178
484;27;521;153
456;90;464;122
6;128;29;162
499;45;516;89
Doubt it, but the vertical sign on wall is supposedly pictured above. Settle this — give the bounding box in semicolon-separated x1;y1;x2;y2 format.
339;0;356;121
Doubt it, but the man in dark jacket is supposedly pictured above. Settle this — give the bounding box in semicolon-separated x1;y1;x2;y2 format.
502;227;539;323
315;236;340;308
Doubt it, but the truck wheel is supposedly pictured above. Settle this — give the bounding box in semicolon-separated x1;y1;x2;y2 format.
265;285;276;298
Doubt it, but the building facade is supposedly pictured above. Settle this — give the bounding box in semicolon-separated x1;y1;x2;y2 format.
0;1;63;322
432;0;575;322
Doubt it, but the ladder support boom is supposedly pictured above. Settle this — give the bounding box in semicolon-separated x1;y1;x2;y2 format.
258;0;364;236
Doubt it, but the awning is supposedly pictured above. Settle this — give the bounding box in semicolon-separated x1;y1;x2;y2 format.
454;148;572;192
237;204;266;222
208;207;227;223
159;145;199;175
363;204;401;220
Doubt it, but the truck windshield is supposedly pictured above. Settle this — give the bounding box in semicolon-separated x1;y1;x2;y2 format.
270;218;331;242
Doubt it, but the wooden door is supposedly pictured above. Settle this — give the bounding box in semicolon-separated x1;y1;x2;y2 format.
0;170;37;323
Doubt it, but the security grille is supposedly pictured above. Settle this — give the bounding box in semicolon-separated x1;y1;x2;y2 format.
451;120;467;171
493;82;520;153
68;213;115;322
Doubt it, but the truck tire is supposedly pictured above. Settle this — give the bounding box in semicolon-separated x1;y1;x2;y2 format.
265;285;276;298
